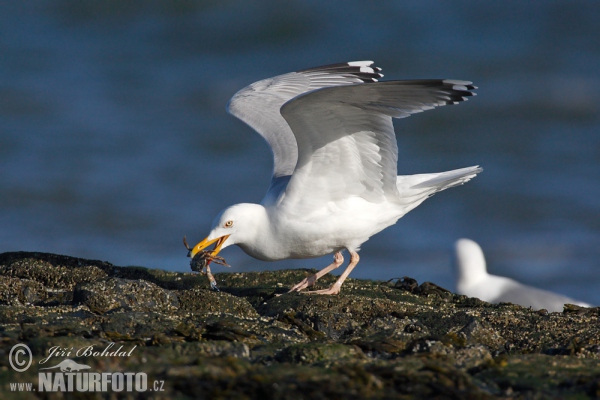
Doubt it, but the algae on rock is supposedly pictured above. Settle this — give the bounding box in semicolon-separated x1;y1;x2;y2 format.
1;251;599;399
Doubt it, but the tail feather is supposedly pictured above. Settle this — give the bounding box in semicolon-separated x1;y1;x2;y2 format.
410;166;482;190
396;165;482;210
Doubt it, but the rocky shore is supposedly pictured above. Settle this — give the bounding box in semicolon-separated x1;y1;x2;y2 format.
1;251;599;399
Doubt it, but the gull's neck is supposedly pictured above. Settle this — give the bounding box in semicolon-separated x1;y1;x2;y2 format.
232;203;280;261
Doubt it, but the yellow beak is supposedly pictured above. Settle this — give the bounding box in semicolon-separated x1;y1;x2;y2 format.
189;235;230;259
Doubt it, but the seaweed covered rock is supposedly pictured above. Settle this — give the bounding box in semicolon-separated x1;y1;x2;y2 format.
1;251;599;399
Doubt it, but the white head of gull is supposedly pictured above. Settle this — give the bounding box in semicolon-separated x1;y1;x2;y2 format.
454;238;592;312
190;61;481;294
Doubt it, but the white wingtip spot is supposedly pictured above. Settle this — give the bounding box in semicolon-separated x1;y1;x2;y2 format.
359;67;375;73
452;85;469;91
348;61;374;67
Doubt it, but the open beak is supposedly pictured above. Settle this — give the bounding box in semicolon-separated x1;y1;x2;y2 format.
189;235;230;259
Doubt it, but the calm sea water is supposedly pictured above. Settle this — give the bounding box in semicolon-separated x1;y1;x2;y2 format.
1;1;599;304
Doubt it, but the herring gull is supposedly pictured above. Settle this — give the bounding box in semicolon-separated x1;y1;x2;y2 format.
189;61;481;294
454;238;592;312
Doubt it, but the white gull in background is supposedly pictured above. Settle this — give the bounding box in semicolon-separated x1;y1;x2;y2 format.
189;61;481;294
454;238;592;312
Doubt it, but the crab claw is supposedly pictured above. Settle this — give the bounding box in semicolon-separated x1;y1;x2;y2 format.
183;236;192;257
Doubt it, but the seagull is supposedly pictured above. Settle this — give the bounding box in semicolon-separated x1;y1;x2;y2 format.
189;61;481;295
454;238;592;312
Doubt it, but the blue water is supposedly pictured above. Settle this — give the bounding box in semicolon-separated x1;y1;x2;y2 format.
1;1;599;304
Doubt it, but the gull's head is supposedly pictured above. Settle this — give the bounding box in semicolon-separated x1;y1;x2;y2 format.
454;238;489;289
189;203;265;259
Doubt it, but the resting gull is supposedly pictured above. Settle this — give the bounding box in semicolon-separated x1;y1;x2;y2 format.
189;61;481;294
454;238;592;312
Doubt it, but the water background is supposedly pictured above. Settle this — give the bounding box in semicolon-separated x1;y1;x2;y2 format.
2;1;599;305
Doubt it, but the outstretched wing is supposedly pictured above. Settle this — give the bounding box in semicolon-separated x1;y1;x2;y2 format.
226;62;383;202
279;80;476;213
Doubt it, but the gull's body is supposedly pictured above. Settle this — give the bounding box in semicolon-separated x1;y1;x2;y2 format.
228;198;401;261
454;238;592;312
191;61;481;294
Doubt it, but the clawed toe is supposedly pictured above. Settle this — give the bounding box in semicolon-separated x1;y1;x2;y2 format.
287;277;316;293
303;285;340;295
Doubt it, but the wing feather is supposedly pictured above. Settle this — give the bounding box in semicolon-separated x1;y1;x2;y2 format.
279;80;476;211
226;62;383;203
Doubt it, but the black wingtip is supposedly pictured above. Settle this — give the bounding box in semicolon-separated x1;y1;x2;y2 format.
298;61;384;83
440;80;477;104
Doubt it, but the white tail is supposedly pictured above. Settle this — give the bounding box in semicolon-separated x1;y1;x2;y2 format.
396;165;482;212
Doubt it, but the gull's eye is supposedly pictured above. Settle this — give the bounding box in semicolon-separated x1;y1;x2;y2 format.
224;220;234;228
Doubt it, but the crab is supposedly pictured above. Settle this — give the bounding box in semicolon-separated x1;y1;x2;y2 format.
183;236;229;291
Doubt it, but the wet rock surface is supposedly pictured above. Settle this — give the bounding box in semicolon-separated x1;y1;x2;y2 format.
1;251;599;399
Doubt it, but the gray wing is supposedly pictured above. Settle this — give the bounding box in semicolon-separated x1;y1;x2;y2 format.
279;80;476;212
226;62;383;202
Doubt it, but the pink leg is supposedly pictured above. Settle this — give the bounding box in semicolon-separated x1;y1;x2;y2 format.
305;251;360;295
287;252;344;293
